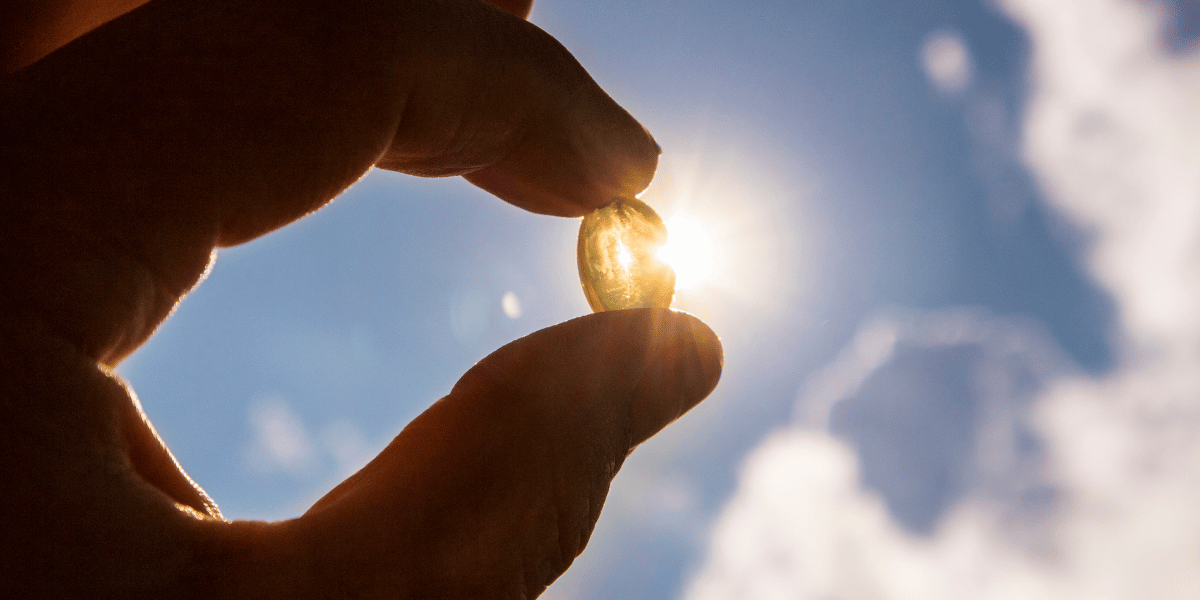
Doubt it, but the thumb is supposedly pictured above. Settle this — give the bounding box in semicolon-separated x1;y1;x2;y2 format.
293;310;721;598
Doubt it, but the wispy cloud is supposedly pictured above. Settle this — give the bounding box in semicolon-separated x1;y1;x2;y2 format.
246;394;375;479
246;394;317;476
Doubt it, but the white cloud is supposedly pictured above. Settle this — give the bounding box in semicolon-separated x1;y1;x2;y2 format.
686;309;1200;599
686;430;1062;600
1009;0;1200;351
685;309;1070;600
684;0;1200;598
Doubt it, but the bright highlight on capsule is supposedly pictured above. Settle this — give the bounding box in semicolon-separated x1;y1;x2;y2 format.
577;197;676;312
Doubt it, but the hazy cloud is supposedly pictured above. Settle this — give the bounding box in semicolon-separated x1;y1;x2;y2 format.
246;394;317;476
246;394;375;479
502;291;523;320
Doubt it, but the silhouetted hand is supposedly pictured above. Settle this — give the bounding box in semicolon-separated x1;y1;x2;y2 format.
0;0;722;597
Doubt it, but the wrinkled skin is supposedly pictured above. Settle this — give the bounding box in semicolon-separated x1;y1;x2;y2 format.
0;1;723;597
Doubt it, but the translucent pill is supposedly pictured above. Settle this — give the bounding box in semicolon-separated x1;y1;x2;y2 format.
577;197;676;312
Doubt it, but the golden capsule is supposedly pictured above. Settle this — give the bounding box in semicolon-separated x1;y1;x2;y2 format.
577;197;676;312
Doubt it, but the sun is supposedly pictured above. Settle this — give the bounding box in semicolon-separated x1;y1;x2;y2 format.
657;213;718;290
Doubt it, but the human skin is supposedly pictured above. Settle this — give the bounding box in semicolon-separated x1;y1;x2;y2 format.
0;0;723;598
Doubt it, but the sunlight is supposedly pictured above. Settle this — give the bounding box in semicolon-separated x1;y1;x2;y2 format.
658;214;717;290
624;137;812;333
560;127;810;332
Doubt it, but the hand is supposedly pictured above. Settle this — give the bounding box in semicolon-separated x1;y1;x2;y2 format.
0;0;722;597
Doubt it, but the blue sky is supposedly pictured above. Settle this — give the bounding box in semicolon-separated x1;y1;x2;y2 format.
117;0;1200;598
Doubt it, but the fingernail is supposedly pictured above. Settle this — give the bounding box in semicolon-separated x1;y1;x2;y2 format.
676;312;723;411
626;310;723;446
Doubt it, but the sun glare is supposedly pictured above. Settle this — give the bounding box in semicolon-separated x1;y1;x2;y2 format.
658;214;718;290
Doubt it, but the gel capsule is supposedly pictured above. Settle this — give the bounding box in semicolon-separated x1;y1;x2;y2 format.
577;197;676;312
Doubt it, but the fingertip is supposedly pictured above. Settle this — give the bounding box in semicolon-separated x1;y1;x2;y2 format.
679;311;724;402
442;308;720;463
625;309;722;446
558;91;661;214
571;92;661;201
377;0;659;217
463;95;661;218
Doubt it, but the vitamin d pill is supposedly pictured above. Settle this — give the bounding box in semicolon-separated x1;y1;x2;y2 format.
577;197;676;312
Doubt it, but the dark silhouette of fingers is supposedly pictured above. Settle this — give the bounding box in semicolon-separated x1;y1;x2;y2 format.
293;310;721;598
0;0;652;366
